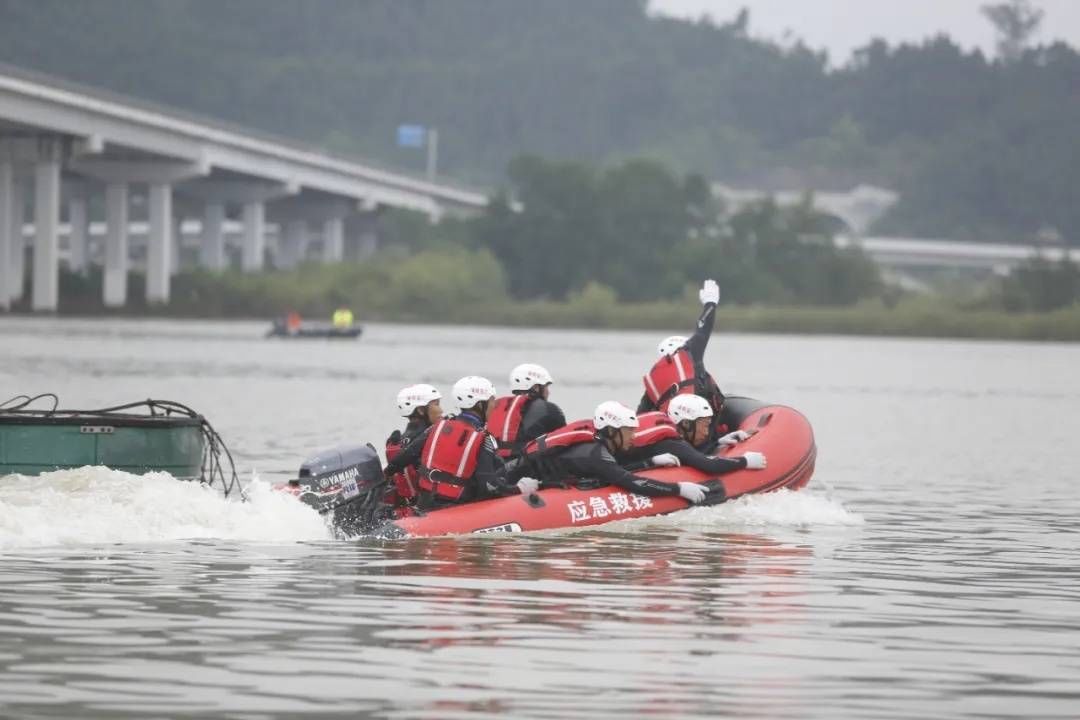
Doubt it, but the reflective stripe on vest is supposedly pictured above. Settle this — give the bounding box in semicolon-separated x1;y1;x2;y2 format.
643;348;696;409
632;411;681;448
419;418;485;500
486;394;528;445
523;420;596;457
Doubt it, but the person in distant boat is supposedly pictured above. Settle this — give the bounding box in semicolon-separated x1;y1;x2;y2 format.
486;363;567;460
506;401;711;504
285;310;302;335
638;278;729;441
416;376;535;510
383;384;443;507
332;307;354;328
615;395;766;474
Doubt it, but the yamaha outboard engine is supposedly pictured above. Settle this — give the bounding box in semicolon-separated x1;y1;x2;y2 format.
281;443;389;536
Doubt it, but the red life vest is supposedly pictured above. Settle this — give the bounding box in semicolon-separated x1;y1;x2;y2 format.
632;411;681;448
643;348;697;412
385;435;419;503
522;419;596;458
419;418;486;500
486;394;529;458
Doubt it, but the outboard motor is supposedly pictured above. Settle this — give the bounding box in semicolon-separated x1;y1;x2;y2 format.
278;444;389;535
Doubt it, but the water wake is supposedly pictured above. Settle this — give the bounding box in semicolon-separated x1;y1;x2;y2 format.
595;488;863;534
0;467;331;549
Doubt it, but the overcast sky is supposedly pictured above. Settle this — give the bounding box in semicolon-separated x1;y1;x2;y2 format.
649;0;1080;65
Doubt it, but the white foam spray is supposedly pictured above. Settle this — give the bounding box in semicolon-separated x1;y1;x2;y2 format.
0;467;332;549
594;488;863;534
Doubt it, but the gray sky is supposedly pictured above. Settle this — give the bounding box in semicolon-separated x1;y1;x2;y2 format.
649;0;1080;64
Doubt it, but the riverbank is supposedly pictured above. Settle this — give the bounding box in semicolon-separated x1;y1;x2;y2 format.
11;266;1078;342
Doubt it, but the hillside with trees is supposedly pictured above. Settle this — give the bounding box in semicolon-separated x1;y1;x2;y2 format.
0;0;1076;244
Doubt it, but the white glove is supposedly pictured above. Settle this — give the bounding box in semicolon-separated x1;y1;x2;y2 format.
677;482;708;504
742;452;767;470
516;477;540;496
699;279;720;306
651;452;681;468
716;429;752;446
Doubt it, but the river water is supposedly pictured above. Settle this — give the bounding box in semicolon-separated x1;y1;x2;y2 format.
1;317;1078;719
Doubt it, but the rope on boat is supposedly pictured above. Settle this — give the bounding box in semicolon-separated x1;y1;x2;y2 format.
0;393;59;412
0;395;241;498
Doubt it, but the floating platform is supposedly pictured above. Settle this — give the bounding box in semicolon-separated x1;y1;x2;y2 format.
0;396;238;495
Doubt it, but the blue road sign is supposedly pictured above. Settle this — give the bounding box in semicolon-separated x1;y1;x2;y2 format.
396;125;426;148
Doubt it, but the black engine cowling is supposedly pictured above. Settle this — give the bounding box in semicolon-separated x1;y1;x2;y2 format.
286;443;389;534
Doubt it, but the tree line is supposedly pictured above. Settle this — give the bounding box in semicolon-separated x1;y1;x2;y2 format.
1;0;1077;245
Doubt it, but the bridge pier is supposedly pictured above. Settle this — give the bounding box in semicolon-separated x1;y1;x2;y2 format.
31;146;61;312
103;183;129;308
278;219;307;269
70;158;207;304
200;203;226;271
146;183;172;303
242;201;265;272
0;161;12;310
67;195;88;274
7;176;26;304
322;217;344;263
177;179;296;273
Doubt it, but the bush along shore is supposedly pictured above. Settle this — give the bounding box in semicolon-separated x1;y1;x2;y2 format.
13;261;1080;342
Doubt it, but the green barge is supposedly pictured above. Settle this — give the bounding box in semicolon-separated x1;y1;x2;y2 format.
0;395;238;495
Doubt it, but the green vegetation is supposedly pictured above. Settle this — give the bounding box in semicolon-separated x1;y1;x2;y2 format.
33;151;1079;341
1;0;1077;244
51;262;1080;342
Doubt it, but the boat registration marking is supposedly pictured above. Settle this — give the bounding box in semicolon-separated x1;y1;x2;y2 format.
80;426;115;434
473;522;523;534
341;479;360;499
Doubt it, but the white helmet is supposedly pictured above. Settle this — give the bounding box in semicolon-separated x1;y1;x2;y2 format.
452;376;497;410
510;363;553;393
396;384;441;417
667;394;713;424
593;401;639;431
657;335;687;357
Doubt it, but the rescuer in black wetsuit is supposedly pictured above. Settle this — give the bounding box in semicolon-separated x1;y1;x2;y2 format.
507;401;711;504
383;383;444;505
487;363;567;458
638;279;730;439
406;376;536;510
619;395;767;475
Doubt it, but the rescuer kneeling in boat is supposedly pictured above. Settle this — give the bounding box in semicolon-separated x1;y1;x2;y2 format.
507;401;711;504
416;376;537;510
638;278;730;441
617;395;766;474
383;384;443;507
486;363;567;460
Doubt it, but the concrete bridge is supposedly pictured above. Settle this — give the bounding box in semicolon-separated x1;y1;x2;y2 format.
837;235;1080;274
0;63;487;311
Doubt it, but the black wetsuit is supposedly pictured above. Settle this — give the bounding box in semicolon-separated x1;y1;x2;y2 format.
617;437;746;475
638;301;724;414
384;420;430;477
413;411;512;510
639;301;734;437
507;440;681;499
517;396;567;444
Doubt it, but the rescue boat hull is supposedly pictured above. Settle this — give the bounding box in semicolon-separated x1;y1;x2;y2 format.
381;398;815;538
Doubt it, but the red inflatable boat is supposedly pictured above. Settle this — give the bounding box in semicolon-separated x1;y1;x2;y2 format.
385;397;815;537
279;397;815;538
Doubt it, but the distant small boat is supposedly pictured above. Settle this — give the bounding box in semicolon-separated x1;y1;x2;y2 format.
266;321;364;339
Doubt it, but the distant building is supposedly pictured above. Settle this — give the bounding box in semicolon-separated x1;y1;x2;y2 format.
712;183;899;236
